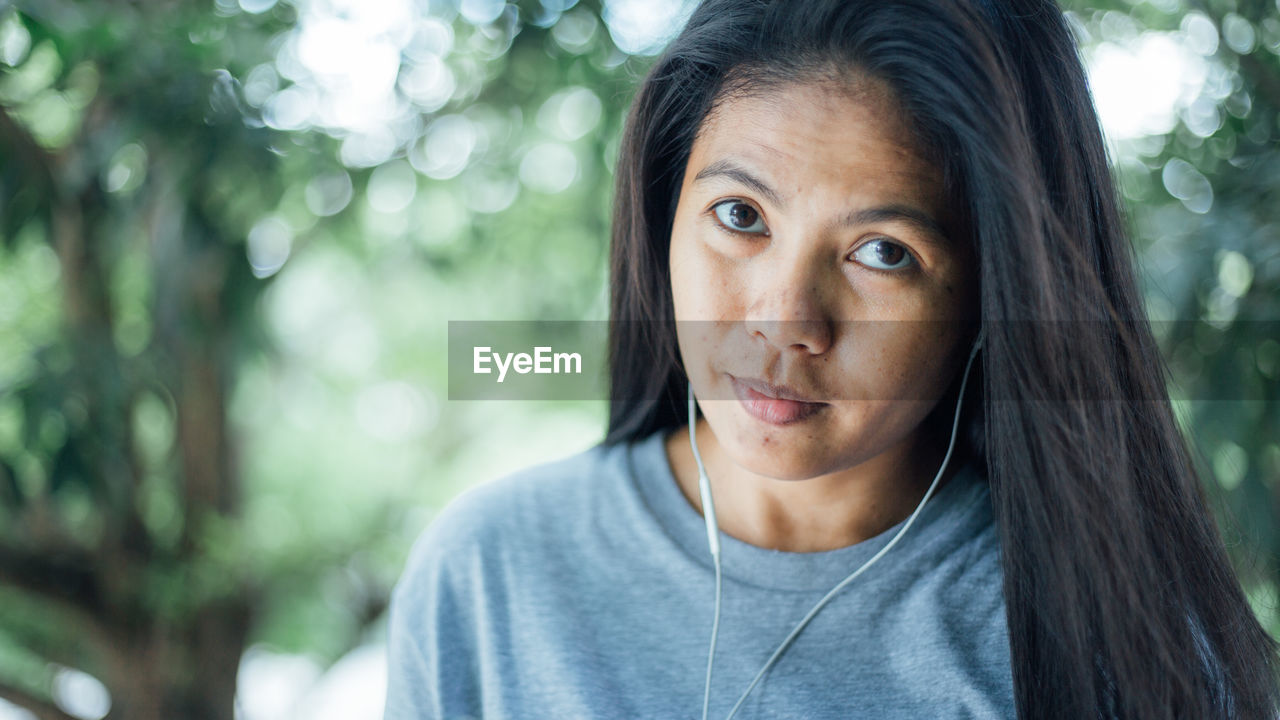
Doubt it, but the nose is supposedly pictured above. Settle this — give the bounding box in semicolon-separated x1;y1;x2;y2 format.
742;251;834;355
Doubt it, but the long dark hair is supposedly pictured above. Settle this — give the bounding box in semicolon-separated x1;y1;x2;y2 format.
602;0;1280;717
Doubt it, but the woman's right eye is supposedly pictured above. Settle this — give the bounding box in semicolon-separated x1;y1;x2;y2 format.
711;200;768;235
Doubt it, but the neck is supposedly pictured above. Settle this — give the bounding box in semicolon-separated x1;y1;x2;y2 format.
665;416;953;552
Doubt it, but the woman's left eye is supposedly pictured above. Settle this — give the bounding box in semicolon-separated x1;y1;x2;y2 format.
850;239;915;272
711;200;768;235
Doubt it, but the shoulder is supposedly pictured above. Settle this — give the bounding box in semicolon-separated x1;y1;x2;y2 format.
392;438;625;597
383;442;627;718
911;463;1007;621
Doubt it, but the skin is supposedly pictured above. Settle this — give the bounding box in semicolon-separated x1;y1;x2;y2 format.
664;76;978;553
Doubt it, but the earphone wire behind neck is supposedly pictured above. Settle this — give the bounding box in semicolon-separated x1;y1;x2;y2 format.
688;327;984;720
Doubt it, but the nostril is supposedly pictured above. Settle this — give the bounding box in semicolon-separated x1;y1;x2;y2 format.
745;318;833;355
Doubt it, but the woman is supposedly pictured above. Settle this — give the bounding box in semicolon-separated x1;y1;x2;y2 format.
385;1;1280;718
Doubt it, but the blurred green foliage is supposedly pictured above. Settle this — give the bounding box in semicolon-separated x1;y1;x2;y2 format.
0;0;1276;717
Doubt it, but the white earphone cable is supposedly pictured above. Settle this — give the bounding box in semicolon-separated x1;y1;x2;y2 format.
690;388;723;720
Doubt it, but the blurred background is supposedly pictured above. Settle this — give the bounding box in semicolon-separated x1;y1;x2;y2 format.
0;0;1276;718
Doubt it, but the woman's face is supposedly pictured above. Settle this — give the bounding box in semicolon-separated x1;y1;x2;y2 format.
669;77;977;481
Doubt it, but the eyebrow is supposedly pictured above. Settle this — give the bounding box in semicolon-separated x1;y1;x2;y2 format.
692;158;949;246
694;159;785;208
846;206;949;247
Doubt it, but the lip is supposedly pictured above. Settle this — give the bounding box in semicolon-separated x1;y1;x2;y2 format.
728;374;827;426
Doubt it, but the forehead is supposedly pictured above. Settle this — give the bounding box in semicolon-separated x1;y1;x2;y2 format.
686;78;942;209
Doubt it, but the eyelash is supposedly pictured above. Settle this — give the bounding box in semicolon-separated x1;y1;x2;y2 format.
706;199;918;275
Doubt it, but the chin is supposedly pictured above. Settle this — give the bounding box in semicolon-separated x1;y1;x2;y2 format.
742;456;830;482
718;417;843;480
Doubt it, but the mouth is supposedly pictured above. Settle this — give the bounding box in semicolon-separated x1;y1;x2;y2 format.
727;374;828;426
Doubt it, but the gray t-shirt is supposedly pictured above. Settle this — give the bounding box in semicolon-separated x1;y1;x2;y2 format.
384;429;1016;719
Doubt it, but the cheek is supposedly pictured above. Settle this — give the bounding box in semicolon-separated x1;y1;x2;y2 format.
670;227;735;318
668;232;692;312
831;321;957;401
670;226;744;382
881;323;958;398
